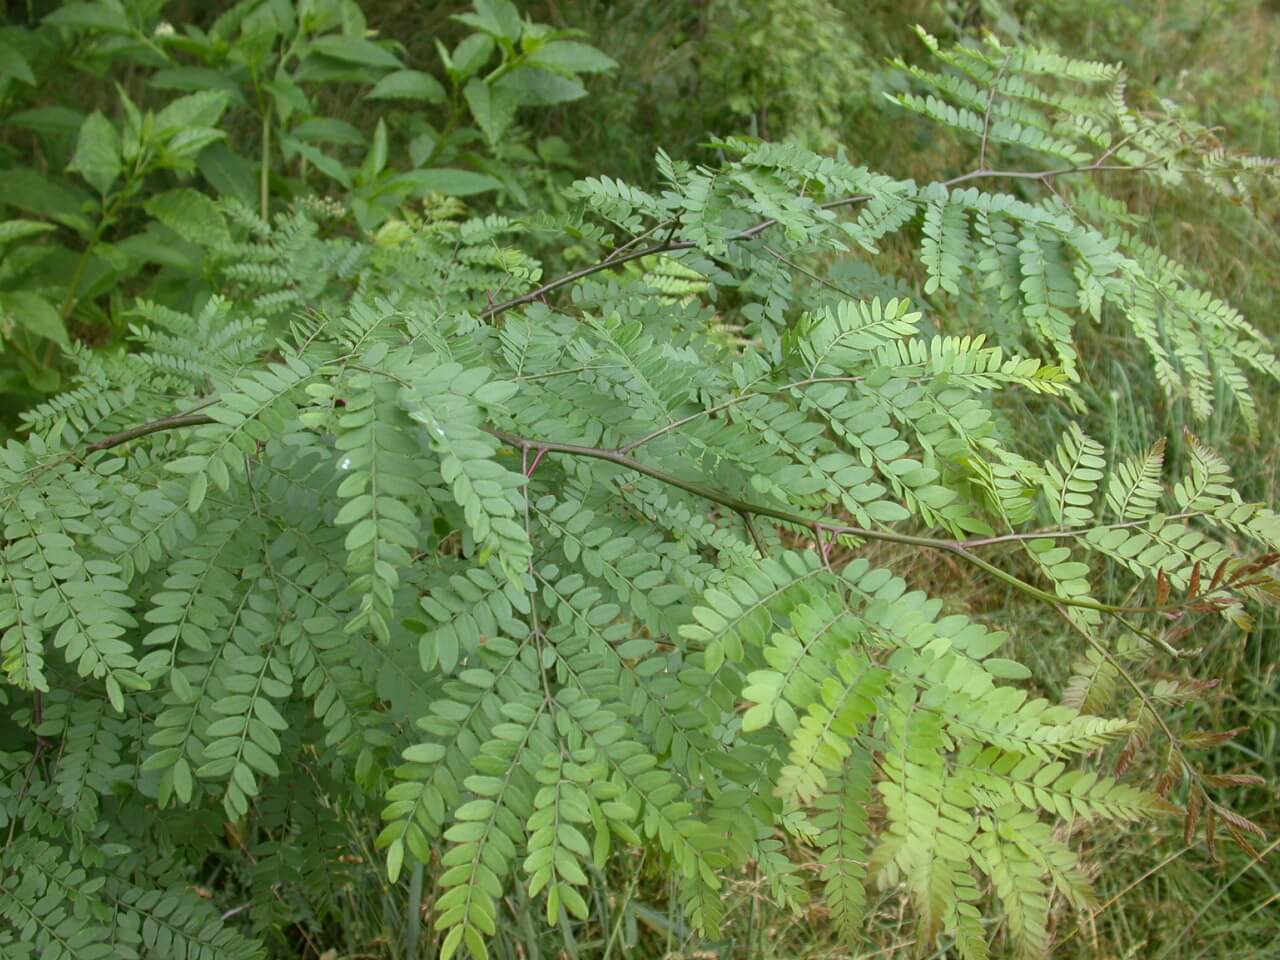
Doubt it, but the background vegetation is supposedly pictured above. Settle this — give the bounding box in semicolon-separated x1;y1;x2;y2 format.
1;1;1276;958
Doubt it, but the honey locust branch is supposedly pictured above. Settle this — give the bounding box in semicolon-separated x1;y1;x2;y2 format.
77;407;1217;624
479;157;1152;321
487;429;1196;618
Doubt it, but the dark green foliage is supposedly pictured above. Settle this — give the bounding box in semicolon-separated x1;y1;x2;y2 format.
0;0;611;421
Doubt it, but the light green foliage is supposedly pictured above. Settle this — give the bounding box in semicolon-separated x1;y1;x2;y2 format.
887;29;1279;421
1;24;1278;960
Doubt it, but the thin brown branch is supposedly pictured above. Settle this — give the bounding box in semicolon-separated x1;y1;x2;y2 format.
479;193;873;321
978;54;1013;170
490;428;1198;618
603;218;677;264
1053;604;1198;780
85;413;216;452
77;401;1228;624
739;510;766;557
618;390;765;455
617;375;866;454
480;161;1151;322
479;241;680;320
763;245;863;299
956;511;1207;548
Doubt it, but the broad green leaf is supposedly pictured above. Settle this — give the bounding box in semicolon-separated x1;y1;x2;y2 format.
67;110;121;195
0;170;93;234
0;220;57;247
455;0;523;43
285;138;353;188
144;188;231;248
43;1;131;33
496;66;586;106
149;67;248;104
387;168;502;197
366;69;446;102
6;106;85;137
155;90;231;137
360;119;389;183
291;117;366;146
198;142;257;206
0;291;70;349
163;127;227;163
307;35;402;70
464;79;518;145
0;39;36;85
450;33;495;81
528;41;617;75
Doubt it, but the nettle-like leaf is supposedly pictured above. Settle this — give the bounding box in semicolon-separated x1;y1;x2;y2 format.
1;26;1277;960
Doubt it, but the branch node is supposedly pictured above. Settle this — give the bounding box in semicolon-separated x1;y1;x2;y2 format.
739;510;766;557
525;447;548;477
813;522;834;571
